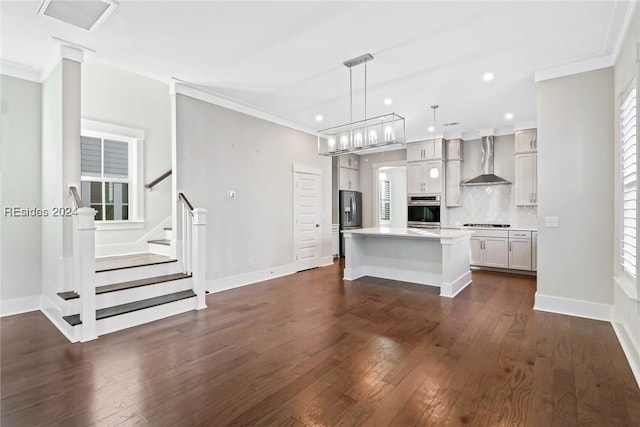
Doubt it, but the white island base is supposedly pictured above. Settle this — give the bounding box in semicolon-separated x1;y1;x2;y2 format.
343;227;474;298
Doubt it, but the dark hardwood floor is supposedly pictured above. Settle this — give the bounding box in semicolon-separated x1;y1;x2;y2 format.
2;261;640;426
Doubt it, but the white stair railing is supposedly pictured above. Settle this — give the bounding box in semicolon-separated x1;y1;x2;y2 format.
178;192;207;310
69;186;98;342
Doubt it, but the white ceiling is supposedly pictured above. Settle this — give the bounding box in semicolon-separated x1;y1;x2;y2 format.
1;1;634;141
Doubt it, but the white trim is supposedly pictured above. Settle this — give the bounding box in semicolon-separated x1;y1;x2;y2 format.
60;45;84;63
535;55;615;82
94;215;171;257
371;160;406;169
440;271;472;298
613;0;639;63
206;256;335;295
0;61;41;82
292;164;322;175
81;119;145;140
0;295;42;317
533;292;612;321
95;220;144;231
40;296;80;343
615;274;639;300
611;321;640;389
173;81;316;136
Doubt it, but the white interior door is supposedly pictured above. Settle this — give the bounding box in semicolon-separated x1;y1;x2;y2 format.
294;171;322;271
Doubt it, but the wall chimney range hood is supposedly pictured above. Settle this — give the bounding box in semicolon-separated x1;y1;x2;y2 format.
461;136;511;186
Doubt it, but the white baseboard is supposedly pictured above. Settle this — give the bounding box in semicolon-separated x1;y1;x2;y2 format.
534;292;612;321
440;271;472;298
207;262;297;294
611;320;640;389
207;256;333;294
0;295;42;317
40;295;79;343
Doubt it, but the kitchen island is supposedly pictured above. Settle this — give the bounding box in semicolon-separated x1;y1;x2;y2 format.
342;227;474;298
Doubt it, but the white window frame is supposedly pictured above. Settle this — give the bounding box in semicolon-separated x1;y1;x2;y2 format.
81;119;144;231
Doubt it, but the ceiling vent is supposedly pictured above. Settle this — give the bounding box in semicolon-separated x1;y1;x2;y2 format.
37;0;119;32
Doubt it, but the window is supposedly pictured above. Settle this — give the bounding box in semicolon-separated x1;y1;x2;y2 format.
80;119;144;227
621;87;637;278
81;136;130;221
379;179;390;224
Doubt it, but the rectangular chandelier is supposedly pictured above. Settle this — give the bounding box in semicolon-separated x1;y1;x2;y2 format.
317;113;406;156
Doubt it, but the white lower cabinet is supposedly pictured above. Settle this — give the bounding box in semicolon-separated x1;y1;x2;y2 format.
470;229;536;272
470;229;508;268
508;230;532;270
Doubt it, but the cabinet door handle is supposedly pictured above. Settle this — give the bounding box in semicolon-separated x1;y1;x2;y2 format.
509;242;512;251
532;136;537;149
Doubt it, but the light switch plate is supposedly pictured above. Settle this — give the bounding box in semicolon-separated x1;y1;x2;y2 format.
545;216;558;227
227;190;236;199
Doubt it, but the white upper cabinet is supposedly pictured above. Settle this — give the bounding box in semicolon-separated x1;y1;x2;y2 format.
515;152;537;206
339;167;360;191
338;154;360;169
446;139;463;160
407;161;443;195
407;139;444;162
445;160;462;207
515;129;537;153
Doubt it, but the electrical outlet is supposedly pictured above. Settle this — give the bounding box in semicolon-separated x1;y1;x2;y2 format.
227;190;236;199
545;216;559;227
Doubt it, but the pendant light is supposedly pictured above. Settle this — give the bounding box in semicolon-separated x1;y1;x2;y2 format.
318;53;406;156
429;105;440;179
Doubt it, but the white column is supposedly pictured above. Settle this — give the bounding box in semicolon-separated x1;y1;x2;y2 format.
75;207;97;341
191;208;208;310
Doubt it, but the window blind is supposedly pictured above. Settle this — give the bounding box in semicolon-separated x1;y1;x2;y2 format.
621;88;637;278
81;136;101;176
379;180;390;222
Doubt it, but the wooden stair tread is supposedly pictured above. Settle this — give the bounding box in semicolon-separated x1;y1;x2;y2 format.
95;253;177;272
96;273;191;294
62;290;196;326
148;239;170;246
57;291;79;300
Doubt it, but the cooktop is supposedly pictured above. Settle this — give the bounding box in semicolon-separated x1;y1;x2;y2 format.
463;223;511;228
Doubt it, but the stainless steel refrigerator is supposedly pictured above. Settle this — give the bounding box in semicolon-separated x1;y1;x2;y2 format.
339;190;363;257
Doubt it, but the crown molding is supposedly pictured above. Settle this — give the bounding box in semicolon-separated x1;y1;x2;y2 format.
535;55;615;82
0;60;40;82
172;79;316;137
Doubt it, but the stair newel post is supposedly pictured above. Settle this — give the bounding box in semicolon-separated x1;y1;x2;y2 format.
76;207;98;342
191;208;208;310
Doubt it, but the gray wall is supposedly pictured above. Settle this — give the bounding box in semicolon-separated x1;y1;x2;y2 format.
82;62;172;253
175;94;332;289
0;74;42;308
537;67;614;304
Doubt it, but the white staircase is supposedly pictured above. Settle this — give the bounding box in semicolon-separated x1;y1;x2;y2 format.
51;190;208;342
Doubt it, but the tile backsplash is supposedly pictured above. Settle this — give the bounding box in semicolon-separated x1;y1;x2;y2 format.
445;184;537;228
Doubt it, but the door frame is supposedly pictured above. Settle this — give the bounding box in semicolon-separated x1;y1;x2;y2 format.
293;164;323;271
371;160;406;227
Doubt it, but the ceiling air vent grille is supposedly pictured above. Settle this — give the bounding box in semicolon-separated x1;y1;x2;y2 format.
37;0;119;32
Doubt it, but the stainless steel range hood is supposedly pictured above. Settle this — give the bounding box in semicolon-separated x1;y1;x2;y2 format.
461;136;511;186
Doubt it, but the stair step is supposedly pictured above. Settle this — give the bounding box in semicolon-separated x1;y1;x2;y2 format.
96;253;177;273
57;291;79;300
148;239;170;246
97;273;191;295
62;290;196;327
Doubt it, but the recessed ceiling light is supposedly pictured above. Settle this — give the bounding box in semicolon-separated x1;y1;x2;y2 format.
315;115;323;122
428;126;435;132
384;98;392;105
37;0;119;32
505;112;514;120
483;72;494;82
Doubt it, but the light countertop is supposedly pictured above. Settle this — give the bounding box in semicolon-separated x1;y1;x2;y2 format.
343;227;474;240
